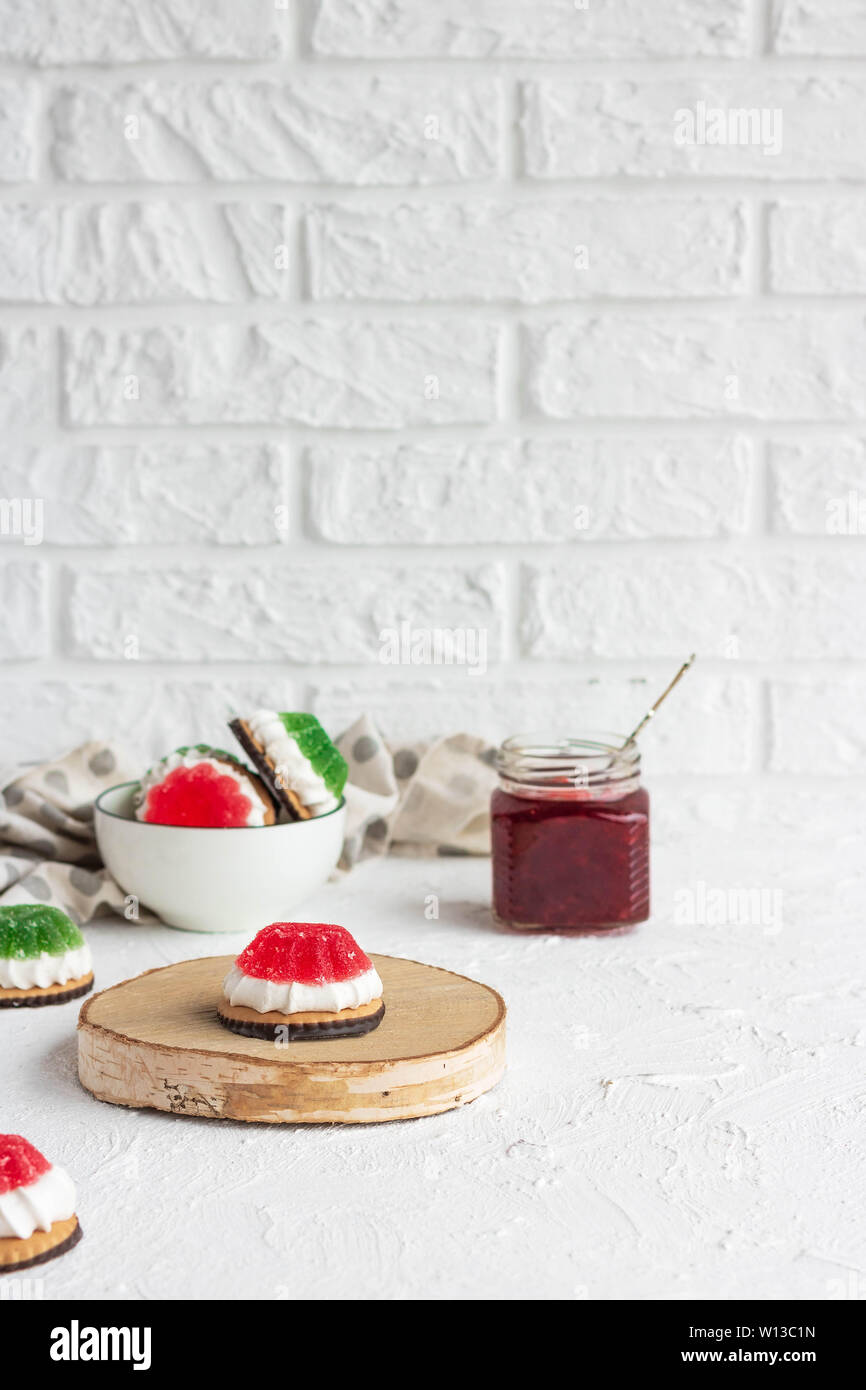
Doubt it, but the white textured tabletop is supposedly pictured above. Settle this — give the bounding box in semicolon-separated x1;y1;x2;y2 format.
4;786;864;1301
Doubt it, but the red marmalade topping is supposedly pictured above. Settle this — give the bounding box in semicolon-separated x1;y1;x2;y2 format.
0;1134;51;1194
236;923;372;986
143;763;255;829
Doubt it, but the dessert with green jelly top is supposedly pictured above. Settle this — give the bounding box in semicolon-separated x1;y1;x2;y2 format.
275;715;348;799
230;711;348;817
0;905;85;961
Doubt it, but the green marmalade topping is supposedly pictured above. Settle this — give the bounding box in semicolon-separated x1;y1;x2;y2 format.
0;905;85;961
277;714;348;798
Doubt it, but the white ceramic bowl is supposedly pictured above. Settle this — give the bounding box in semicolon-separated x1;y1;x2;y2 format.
94;782;346;933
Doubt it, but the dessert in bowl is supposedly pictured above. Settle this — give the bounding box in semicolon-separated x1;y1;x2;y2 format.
134;744;276;828
95;714;348;934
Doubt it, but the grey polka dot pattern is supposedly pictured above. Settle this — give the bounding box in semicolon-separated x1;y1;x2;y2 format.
88;749;116;777
40;804;69;831
19;873;52;900
352;735;379;764
393;749;419;780
70;867;104;897
478;746;498;767
0;743;150;923
27;839;57;860
366;817;389;842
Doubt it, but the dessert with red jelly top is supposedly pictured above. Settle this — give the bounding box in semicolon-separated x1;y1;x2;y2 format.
134;745;275;828
0;1134;82;1272
218;921;385;1040
0;1134;50;1195
491;734;650;932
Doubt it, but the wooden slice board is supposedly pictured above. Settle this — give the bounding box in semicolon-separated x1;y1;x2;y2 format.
77;954;506;1124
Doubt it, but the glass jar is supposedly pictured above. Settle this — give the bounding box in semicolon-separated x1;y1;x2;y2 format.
491;732;650;932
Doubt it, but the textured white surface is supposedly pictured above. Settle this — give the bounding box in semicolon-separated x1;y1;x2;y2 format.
0;0;291;63
62;322;501;428
51;78;501;184
64;562;505;663
2;805;864;1301
307;199;748;301
2;446;287;545
0;82;38;181
521;554;866;660
769;203;866;294
771;0;866;55
0;329;50;427
312;0;749;59
522;77;866;180
527;315;866;420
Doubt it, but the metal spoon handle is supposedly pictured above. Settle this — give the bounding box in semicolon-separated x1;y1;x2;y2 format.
622;653;697;746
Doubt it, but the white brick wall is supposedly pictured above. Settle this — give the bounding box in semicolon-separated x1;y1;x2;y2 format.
307;199;749;301
63;322;501;427
51;79;502;183
521;77;866;180
0;0;863;786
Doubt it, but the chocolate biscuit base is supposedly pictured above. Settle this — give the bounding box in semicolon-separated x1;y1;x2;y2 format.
218;995;384;1041
0;1216;82;1273
228;718;310;822
0;971;94;1009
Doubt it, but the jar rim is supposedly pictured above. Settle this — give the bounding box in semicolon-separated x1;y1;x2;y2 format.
495;730;640;792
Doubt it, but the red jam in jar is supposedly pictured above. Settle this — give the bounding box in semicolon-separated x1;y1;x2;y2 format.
491;734;650;932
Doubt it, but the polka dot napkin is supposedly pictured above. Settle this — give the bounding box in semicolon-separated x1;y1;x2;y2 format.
337;714;497;868
0;741;146;923
0;718;498;924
